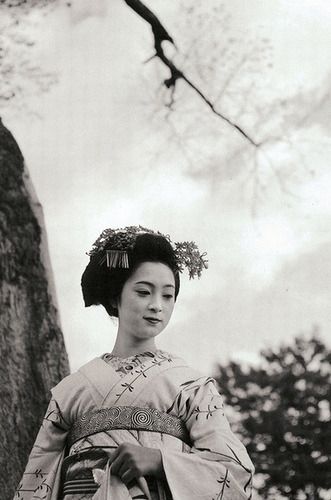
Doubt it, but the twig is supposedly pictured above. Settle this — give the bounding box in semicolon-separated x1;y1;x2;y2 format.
123;0;258;147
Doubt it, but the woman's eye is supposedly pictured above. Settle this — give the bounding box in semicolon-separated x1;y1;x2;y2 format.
164;295;174;300
137;290;150;296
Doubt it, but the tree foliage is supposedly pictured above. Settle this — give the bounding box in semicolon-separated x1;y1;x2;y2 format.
124;0;260;147
0;0;60;111
215;334;331;499
127;0;330;209
1;0;329;206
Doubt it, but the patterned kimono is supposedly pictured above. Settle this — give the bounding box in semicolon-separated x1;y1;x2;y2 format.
14;350;254;500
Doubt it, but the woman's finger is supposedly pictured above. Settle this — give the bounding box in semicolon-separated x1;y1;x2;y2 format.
117;460;131;479
109;443;127;463
110;452;125;476
120;468;136;485
137;477;152;500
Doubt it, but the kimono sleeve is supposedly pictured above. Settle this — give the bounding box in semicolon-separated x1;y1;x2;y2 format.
160;377;254;500
14;372;83;500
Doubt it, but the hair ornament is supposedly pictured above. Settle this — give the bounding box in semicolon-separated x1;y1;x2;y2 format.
99;250;130;269
174;241;208;279
87;225;208;279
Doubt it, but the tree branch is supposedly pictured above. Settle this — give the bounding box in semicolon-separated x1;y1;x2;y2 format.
124;0;258;147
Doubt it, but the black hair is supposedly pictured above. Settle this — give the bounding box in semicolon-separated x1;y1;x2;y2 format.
81;233;180;318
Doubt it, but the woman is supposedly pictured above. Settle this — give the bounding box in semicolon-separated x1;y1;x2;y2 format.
14;226;254;500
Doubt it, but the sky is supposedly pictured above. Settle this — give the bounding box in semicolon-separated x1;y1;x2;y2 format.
2;0;331;374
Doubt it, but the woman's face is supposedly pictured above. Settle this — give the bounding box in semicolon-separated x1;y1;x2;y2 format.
117;261;176;343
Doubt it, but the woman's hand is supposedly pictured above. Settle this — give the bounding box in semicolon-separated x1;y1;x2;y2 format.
110;443;165;485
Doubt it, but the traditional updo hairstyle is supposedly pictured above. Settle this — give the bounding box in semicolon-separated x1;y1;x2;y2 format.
81;233;180;318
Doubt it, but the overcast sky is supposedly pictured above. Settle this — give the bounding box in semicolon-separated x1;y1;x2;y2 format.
3;0;331;374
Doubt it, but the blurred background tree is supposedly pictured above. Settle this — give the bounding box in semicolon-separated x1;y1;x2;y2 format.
131;0;329;210
0;0;59;112
215;332;331;499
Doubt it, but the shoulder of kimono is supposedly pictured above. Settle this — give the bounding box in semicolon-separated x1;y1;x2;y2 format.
50;357;106;401
162;361;213;387
77;356;118;400
164;353;212;380
51;370;84;396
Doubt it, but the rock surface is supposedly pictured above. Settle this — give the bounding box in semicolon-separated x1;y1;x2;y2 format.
0;117;69;499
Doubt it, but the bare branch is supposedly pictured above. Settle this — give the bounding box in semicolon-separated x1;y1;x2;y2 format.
123;0;175;46
123;0;258;147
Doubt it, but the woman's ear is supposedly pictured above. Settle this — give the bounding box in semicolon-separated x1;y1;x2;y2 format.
109;297;119;311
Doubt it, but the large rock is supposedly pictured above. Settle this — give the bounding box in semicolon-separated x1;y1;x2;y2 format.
0;117;69;499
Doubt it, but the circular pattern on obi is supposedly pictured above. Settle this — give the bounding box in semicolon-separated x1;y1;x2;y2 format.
90;410;105;428
109;406;121;422
131;408;155;427
68;406;191;447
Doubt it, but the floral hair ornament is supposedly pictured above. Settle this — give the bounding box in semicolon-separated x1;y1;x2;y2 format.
87;225;208;279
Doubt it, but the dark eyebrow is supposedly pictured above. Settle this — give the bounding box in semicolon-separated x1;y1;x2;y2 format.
135;281;175;289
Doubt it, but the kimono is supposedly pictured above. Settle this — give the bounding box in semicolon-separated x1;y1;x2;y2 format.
14;350;254;500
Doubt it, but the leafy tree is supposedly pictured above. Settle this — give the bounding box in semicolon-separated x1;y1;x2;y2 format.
126;1;331;205
0;0;62;112
214;333;331;499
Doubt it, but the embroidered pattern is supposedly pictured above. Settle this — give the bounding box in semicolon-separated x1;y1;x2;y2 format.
68;406;190;447
166;376;224;421
15;476;52;499
212;469;230;500
16;352;254;500
192;389;224;420
108;351;174;403
195;444;253;499
43;398;70;431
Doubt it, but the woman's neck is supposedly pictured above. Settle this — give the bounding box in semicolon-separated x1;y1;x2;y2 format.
111;337;158;358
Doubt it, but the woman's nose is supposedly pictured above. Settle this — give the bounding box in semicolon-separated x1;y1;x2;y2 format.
148;300;162;312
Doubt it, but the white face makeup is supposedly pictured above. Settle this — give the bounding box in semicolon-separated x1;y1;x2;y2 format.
116;261;176;348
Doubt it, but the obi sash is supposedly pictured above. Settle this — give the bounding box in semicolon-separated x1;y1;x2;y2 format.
67;406;191;447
